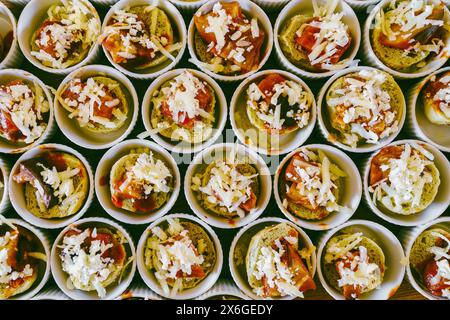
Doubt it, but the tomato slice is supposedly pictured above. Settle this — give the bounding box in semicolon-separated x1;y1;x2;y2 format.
257;73;286;103
240;191;257;212
369;146;403;186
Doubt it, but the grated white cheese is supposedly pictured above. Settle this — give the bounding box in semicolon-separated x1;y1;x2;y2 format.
369;143;435;213
37;163;80;205
327;69;399;148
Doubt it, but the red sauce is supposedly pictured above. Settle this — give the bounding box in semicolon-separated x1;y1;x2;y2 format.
99;175;108;186
44;152;69;171
132;197;156;213
424;72;450;113
369;146;404;186
257;73;286;104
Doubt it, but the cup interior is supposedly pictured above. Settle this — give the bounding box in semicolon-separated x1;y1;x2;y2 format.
0;3;15;65
95;139;180;225
230;70;316;155
185;143;272;229
317;220;405;300
54;65;138;149
274;144;362;231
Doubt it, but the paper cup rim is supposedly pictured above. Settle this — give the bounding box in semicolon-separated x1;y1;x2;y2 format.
316;219;406;300
0;2;19;69
363;139;450;226
230;69;317;155
229;216;317;300
0;158;9;211
115;285;162;300
18;0;101;74
141;68;228;154
101;0;187;80
364;0;450;79
54;64;139;150
8;143;94;229
196;281;251;300
187;0;273;82
137;213;223;300
184;142;272;229
95;139;181;225
273;144;362;231
317;66;406;153
404;216;450;300
0;69;55;154
408;66;450;153
1;218;51;300
274;0;361;79
50;216;137;300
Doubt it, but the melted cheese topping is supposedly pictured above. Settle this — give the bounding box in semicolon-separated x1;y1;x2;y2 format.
369;143;435;213
284;149;347;213
59;228;115;298
327;69;399;148
36;163;82;211
247;78;311;131
31;0;100;69
336;246;382;296
118;152;172;195
62;78;124;129
147;219;204;296
378;0;445;54
192;153;258;218
0;231;34;286
0;82;49;144
252;236;304;298
296;0;350;70
159;71;214;124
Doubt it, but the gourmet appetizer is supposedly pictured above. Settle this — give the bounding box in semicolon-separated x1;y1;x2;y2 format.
323;232;385;300
245;73;313;134
368;143;440;215
409;227;450;299
193;2;266;75
109;148;174;214
58;225;129;298
0;80;50;146
325;69;403;148
12;151;89;219
143;217;216;296
279;0;352;72
102;5;182;72
191;150;260;219
422;71;450;125
150;71;216;143
30;0;100;70
0;220;47;299
278;148;348;220
57;76;129;132
371;0;449;73
246;222;316;298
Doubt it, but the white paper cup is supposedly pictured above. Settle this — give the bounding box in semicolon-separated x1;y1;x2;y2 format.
167;0;210;12
317;66;406;153
402;216;450;300
250;0;290;10
95;139;181;225
0;69;55;154
54;65;139;150
17;0;101;75
196;280;250;300
344;0;381;12
6;1;31;6
363;139;450;227
116;285;162;300
229;217;316;300
274;0;361;80
363;0;450;79
274;144;362;231
9;143;94;229
230;69;316;156
0;158;10;215
51;217;137;300
137;213;223;300
32;288;70;300
141;68;227;154
317;219;405;300
101;0;186;80
0;2;22;70
188;0;273;82
1;218;51;300
185;143;272;229
407;67;450;153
